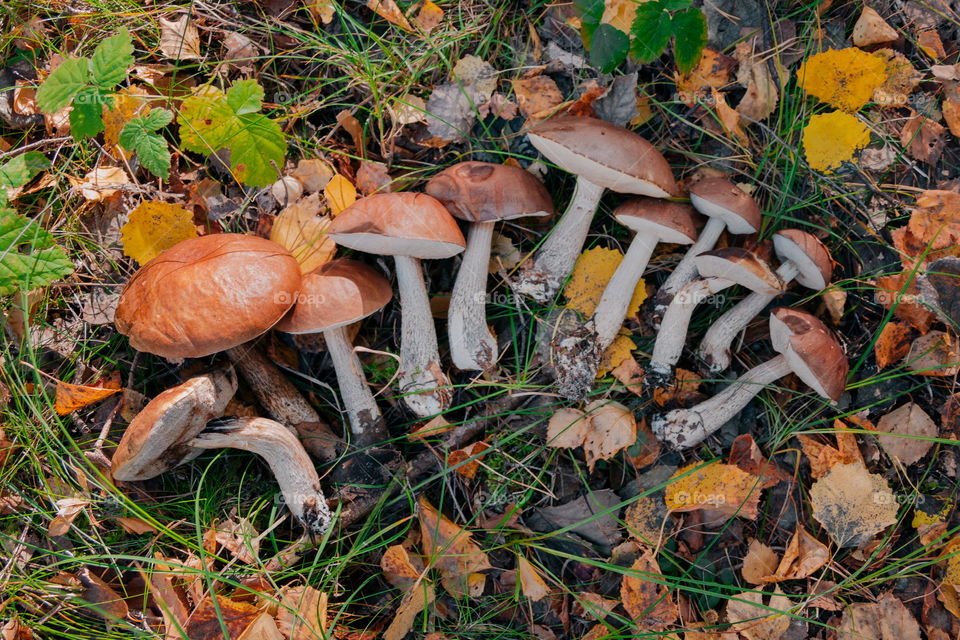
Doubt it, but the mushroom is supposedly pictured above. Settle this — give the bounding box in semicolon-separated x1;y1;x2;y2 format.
114;233;341;461
697;229;833;373
553;197;698;400
652;307;848;450
327;192;466;417
425;161;555;372
274;258;392;445
647;248;780;388
650;178;761;326
112;367;332;535
511;116;677;302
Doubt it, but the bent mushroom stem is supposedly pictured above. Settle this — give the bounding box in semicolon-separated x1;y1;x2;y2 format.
592;234;659;350
189;416;333;536
394;255;451;416
697;261;799;373
652;217;726;325
448;221;497;371
512;177;605;302
652;354;792;449
323;324;385;446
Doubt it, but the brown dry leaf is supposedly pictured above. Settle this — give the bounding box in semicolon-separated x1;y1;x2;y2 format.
304;0;335;24
49;498;88;536
908;190;960;255
355;161;393;195
728;434;790;489
418;496;492;585
277;585;328;640
734;40;779;122
237;613;283;640
742;538;779;585
54;373;122;415
511;76;564;119
447;441;490;479
664;461;763;519
158;15;202;60
711;88;747;143
120;201;199;266
367;0;413;30
583;400;637;472
610;357;644;396
408;414;454;440
852;7;898;46
821;286;846;323
489;232;522;273
573;592;619;621
918;30;946;59
565;247;646;317
76;568;129;622
837;592;922;640
214;517;260;564
797;420;864;478
809;461;899;548
415;1;444;34
185;596;261;639
944;536;960;585
769;525;829;581
70;167;129;202
620;551;678;630
874;274;936;332
517;556;550;602
384;583;434;640
726;588;792;640
114;517;157;535
944;99;960;136
381;544;425;589
323;174;357;215
624;495;673;546
546;407;590;449
652;367;704;407
901;113;946;165
872;50;922;107
874;321;913;369
336;109;366;153
675;48;735;103
906;330;960;376
102;86;151;150
875;402;938;465
270;193;336;274
290;158;335;193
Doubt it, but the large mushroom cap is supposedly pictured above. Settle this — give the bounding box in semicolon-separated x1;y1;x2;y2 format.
613;197;700;244
115;234;302;360
772;229;833;290
328;192;466;259
694;247;781;295
111;366;238;481
688;177;762;234
769;307;847;402
527;116;677;198
275;258;393;333
424;161;555;223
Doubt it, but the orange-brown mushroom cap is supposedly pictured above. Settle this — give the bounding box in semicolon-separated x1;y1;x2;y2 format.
773;229;833;290
688;177;761;234
115;234;302;360
613;197;700;244
424;161;555;223
769;307;848;402
275;259;393;333
694;247;782;296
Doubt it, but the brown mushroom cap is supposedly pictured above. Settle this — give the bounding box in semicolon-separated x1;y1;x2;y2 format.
527;116;677;197
772;229;833;290
613;198;700;244
694;247;781;295
111;366;238;481
115;234;302;360
424;161;555;223
769;307;847;401
328;192;466;259
274;258;393;333
688;178;761;234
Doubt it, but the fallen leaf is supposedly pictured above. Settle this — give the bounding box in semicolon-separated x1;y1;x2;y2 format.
447;441;489;479
335;110;365;154
624;494;673;546
355;161;393;195
185;596;261;639
533;490;622;547
675;48;735;104
323;174;357;215
652;367;704;407
76;568;129;622
874;273;936;332
222;32;259;67
734;40;779;121
917;30;946;59
821;286;846;323
664;461;763;519
158;15;202;60
803;110;871;173
565;247;646;317
711;88;747;143
367;0;413;30
511;76;564;119
214;517;260;564
304;0;336;24
389;94;428;125
478;92;519;120
102;86;151;151
610;356;644;395
837;592;922;640
488;232;522;273
573;592;619;621
900;112;946;165
114;517;157;534
451;55;497;99
269;193;336;274
415;1;444;34
546;407;590;449
517;556;550;602
601;0;639;32
70;166;129;202
582;400;637;472
905;330;959;376
381;544;425;588
726;588;792;640
875;402;938;465
620;550;678;630
54;373;122;415
384;583;434;640
597;332;637;378
742;538;779;585
290;158;335;192
872;49;921;107
276;585;328;640
943;99;960;136
120;201;199;266
797;420;864;478
728;434;790;488
769;525;829;581
874;321;913;369
237;613;283;640
809;461;899;547
852;7;898;46
418;496;492;595
797;47;887;111
49;498;89;535
408;414;454;440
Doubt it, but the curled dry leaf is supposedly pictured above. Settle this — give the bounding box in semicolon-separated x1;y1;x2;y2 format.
875;402;937;465
290;158;334;193
664;461;763;519
728;434;790;489
70;166;129;202
675;48;735;104
269;193;336;274
276;585;328;640
185;596;261;640
367;0;413;30
214;517;260;564
809;461;899;548
517;556;550;602
158;15;202;60
797;420;864;478
900;113;946;165
726;588;792;640
769;525;829;581
852;7;898;46
734;40;779;122
511;76;564;119
447;441;490;479
620;550;678;630
417;496;492;591
545;404;636;471
120;201;199;266
355;161;393;195
76;568;129;622
415;1;444;35
905;330;959;376
874;273;936;333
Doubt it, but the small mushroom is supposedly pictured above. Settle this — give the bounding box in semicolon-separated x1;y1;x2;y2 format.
554;198;698;400
512;116;677;302
425;161;554;372
651;178;761;326
114;234;340;461
327;192;466;417
111;367;332;535
652;308;848;450
647;248;780;388
274;259;392;444
697;229;833;373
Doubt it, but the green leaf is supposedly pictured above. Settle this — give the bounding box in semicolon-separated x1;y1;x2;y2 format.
671;8;708;74
226;79;265;115
120;111;172;179
589;24;630;73
0;208;73;296
36;57;90;113
68;87;106;139
90;28;134;90
661;0;692;10
630;3;673;63
230;113;286;186
0;152;50;190
574;0;605;46
177;86;236;154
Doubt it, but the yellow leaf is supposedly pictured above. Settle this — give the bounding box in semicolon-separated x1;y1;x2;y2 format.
102;85;151;149
324;174;357;215
620;551;678;630
802;111;871;173
565;247;646;317
270;193;336;274
517;556;550;602
601;0;640;32
944;536;960;585
796;48;887;111
664;461;763;519
304;0;336;24
415;1;444;34
367;0;413;30
597;332;635;377
120;201;199;266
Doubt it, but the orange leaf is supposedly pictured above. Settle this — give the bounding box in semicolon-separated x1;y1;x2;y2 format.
415;1;444;34
874;321;912;369
367;0;413;30
447;441;489;479
665;461;763;519
620;551;678;630
54;372;122;415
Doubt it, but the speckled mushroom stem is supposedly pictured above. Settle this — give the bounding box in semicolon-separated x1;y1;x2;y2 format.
323;324;384;446
189;417;333;536
651;217;727;328
651;354;791;449
592;234;659;350
448;221;497;371
225;344;341;462
512;177;605;302
394;255;451;417
697;261;799;373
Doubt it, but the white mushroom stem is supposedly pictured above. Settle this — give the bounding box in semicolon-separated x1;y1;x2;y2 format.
189;417;333;535
323;324;382;445
448;221;497;371
394;255;451;417
512;177;606;302
648;276;733;380
591;234;659;351
697;261;799;373
652;217;727;326
651;354;792;449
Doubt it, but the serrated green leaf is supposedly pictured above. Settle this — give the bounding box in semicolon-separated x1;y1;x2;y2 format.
226;79;264;115
90;28;134;90
137;107;174;131
120;113;171;179
68;87;106;139
177;85;236;154
671;8;707;74
630;3;673;63
574;0;605;46
229;113;286;186
0;208;73;296
589;24;629;73
0;152;50;190
661;0;692;10
36;57;90;113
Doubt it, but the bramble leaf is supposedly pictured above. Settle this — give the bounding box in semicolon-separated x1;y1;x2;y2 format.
630;3;672;63
36;57;90;113
68;87;106;139
0;152;51;206
226;79;264;115
661;0;692;9
120;109;173;179
590;24;630;73
671;8;707;74
0;208;73;295
573;0;605;46
89;28;134;90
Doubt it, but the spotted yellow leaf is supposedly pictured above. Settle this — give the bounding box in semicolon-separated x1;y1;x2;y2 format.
324;174;357;216
665;461;763;519
796;48;887;111
120;201;198;265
